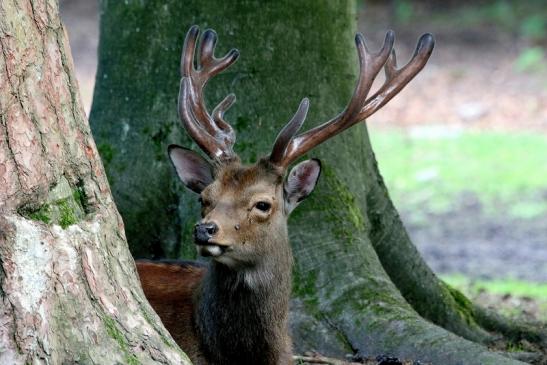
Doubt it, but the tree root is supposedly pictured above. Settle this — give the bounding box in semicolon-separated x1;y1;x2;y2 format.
475;305;547;346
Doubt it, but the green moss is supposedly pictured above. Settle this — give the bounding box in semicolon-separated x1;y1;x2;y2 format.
323;164;366;233
73;183;89;214
150;123;173;161
443;282;476;325
141;308;176;349
28;204;51;224
57;199;77;228
103;316;141;365
72;189;82;206
292;268;320;312
19;178;86;229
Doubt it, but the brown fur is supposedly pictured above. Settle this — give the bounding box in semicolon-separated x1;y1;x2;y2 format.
137;159;308;365
136;260;207;362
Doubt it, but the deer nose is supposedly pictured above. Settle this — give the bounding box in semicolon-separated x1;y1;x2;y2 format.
194;222;219;245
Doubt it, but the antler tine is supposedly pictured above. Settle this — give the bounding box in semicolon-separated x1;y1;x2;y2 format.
269;31;398;168
212;93;237;134
269;31;434;168
178;26;240;162
181;25;199;78
269;98;310;165
343;31;395;121
360;33;435;119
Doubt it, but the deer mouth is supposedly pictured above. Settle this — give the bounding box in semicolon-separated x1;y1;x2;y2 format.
198;243;230;258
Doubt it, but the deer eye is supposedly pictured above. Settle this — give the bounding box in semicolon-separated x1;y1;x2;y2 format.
198;196;210;206
255;201;271;212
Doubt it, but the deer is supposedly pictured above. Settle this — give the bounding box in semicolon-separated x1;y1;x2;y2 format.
136;25;434;365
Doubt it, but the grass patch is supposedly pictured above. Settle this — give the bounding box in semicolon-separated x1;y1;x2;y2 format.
442;275;547;300
369;129;547;218
442;275;547;322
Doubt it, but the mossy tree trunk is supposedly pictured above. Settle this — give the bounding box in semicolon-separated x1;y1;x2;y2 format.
0;1;189;364
90;0;545;364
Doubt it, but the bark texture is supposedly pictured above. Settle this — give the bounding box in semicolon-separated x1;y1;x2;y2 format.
0;1;190;363
90;0;544;364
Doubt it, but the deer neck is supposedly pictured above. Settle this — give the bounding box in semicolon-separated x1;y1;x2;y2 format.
194;236;293;365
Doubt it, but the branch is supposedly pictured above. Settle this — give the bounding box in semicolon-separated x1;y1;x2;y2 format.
294;354;364;365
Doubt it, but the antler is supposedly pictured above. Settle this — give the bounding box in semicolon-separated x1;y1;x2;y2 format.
269;31;435;168
178;26;240;163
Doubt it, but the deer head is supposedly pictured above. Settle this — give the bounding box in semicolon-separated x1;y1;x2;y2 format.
169;26;434;271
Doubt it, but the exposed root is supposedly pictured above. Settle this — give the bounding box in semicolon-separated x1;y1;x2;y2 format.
475;305;547;346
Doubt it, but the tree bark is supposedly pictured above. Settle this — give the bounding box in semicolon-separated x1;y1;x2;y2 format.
90;0;544;364
0;1;190;363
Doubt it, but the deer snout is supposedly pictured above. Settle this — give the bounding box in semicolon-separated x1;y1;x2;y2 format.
194;222;219;245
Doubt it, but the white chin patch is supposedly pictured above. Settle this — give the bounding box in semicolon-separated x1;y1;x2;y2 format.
200;245;223;257
215;255;238;267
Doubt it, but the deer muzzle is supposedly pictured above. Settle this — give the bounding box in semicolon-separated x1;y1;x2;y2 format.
194;222;218;244
194;222;231;257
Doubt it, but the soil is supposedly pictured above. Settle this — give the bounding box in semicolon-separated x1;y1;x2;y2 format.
403;196;547;283
357;2;547;134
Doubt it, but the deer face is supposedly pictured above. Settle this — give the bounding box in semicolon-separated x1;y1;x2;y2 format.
169;146;320;268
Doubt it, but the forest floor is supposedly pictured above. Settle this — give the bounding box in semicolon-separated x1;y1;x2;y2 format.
60;0;547;362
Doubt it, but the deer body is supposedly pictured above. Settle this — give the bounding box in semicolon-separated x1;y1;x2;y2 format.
190;162;295;365
138;255;292;365
139;161;300;365
195;255;292;365
137;26;433;365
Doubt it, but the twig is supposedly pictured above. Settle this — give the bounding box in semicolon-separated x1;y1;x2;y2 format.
293;354;364;365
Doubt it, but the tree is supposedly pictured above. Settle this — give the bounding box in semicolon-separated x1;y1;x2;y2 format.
0;1;189;363
91;1;547;364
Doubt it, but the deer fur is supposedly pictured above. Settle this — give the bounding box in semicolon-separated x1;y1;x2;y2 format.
138;158;321;365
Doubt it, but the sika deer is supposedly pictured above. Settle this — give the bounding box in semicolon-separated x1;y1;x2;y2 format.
137;26;434;365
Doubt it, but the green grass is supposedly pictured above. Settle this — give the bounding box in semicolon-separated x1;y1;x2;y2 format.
369;129;547;217
442;274;547;300
442;275;547;322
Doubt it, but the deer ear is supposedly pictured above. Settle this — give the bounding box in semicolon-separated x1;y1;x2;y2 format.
284;159;321;214
168;145;213;194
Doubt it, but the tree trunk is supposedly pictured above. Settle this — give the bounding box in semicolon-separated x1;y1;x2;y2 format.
90;0;545;364
0;1;190;363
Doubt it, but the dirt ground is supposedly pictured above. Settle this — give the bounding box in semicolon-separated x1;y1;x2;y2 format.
358;2;547;133
59;0;547;289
